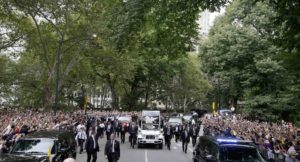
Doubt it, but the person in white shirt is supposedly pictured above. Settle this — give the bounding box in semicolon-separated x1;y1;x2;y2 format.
286;142;299;162
76;123;86;132
75;127;87;154
99;122;105;137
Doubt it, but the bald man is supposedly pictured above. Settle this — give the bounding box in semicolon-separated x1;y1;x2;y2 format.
63;158;76;162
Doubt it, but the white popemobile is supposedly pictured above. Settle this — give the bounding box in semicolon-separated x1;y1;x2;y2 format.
137;110;164;149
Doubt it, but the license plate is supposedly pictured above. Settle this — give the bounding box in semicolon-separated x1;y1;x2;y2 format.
146;140;155;144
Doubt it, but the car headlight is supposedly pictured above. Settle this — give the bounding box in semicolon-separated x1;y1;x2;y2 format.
158;134;164;139
138;134;143;138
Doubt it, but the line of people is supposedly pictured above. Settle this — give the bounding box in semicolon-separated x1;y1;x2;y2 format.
163;123;200;153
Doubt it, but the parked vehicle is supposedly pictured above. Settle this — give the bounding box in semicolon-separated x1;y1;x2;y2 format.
0;130;76;162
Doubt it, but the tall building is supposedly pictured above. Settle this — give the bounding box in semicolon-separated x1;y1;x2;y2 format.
196;9;225;53
197;10;211;37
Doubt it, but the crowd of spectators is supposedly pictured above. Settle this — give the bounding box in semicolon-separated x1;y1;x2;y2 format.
0;108;141;153
2;108;300;162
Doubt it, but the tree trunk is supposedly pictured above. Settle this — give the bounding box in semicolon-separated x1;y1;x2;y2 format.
43;86;53;110
110;87;118;110
183;96;187;113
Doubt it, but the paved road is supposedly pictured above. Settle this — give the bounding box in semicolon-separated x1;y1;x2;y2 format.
76;136;194;162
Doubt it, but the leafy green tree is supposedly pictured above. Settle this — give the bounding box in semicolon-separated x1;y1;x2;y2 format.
199;0;291;119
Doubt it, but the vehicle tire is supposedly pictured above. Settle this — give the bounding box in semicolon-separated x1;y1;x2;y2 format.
137;143;141;148
159;144;163;149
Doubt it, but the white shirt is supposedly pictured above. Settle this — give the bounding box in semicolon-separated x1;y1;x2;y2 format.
92;135;96;149
75;130;87;140
199;125;204;137
112;140;115;152
76;124;85;132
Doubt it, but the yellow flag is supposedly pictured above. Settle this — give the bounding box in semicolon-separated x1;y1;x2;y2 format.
48;146;52;162
212;101;216;114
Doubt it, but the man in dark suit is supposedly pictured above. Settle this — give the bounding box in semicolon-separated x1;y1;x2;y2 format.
114;120;120;138
105;133;120;162
96;121;101;141
174;124;182;143
128;122;138;148
191;124;199;147
105;122;114;140
164;123;173;150
181;125;190;153
120;123;127;144
85;129;99;162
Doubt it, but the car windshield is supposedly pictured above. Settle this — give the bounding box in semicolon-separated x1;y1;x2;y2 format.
142;124;159;130
142;116;159;124
11;139;54;155
168;118;182;124
219;146;265;162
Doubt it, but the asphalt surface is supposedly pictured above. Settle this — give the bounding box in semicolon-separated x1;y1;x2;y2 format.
76;135;194;162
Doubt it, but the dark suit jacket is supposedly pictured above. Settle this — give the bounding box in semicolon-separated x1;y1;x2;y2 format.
181;130;190;143
128;125;138;135
163;127;173;136
85;135;99;153
120;124;127;133
105;140;120;159
105;124;114;133
191;126;199;137
96;125;103;135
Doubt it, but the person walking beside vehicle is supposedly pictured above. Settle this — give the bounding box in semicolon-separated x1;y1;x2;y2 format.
85;129;99;162
181;125;190;153
128;122;138;148
75;127;87;154
191;124;199;147
105;133;120;162
174;124;182;143
164;123;173;150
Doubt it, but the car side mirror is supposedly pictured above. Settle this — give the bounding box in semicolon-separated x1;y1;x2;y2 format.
205;155;217;162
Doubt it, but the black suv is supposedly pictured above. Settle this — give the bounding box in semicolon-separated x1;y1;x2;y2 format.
193;136;266;162
0;130;76;162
